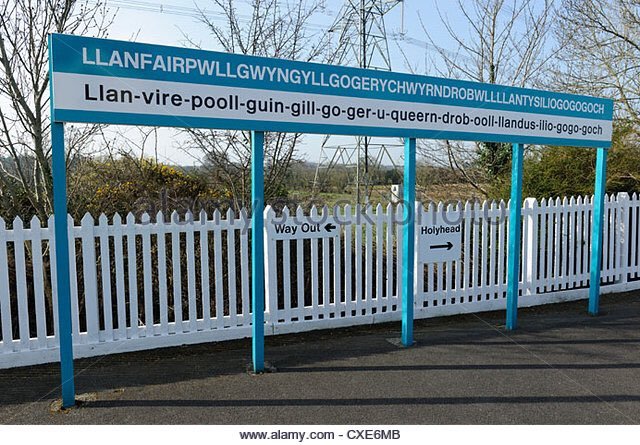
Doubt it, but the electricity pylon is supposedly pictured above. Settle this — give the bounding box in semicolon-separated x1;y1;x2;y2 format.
312;0;404;205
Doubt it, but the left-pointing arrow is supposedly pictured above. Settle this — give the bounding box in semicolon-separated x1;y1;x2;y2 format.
324;223;337;232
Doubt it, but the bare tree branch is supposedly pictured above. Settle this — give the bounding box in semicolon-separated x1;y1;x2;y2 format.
0;0;115;220
180;0;331;210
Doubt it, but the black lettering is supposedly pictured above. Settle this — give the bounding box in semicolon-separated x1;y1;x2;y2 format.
84;84;97;101
142;91;154;105
171;94;182;107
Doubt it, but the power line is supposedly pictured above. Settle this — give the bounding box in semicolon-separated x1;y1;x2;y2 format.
91;0;333;32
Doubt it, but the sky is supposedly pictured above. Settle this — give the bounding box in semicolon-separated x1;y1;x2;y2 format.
92;0;492;166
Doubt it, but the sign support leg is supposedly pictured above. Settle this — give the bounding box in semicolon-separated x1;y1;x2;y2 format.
506;143;524;331
401;137;416;347
251;130;265;372
52;122;76;408
589;147;608;315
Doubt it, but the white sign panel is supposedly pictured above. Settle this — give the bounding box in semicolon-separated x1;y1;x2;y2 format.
50;34;614;148
270;218;340;240
417;214;462;263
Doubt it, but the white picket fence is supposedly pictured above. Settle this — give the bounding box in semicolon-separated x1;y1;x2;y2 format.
0;193;639;369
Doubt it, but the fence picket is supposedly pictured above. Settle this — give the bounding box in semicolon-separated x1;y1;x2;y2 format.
199;210;211;330
156;212;169;335
333;205;342;317
568;197;576;287
585;197;593;282
112;214;127;339
171;211;184;333
574;197;583;287
80;213;99;344
48;216;59;343
281;207;292;322
354;205;363;316
385;203;393;309
365;205;374;314
141;213;154;337
561;197;570;289
617;194;630;282
264;207;278;325
98;214;114;340
12;218;30;350
602;195;610;281
480;201;489;298
240;209;250;323
607;195;616;280
375;203;383;314
451;202;462;298
185;211;197;332
226;208;238;327
472;202;480;299
629;195;638;279
30;216;47;348
395;204;403;305
0;218;13;352
552;198;562;290
125;213;139;338
546;200;554;291
344;205;354;317
538;199;548;292
497;200;506;294
310;206;320;320
463;202;471;298
295;206;305;320
523;199;538;296
321;206;331;320
212;210;224;328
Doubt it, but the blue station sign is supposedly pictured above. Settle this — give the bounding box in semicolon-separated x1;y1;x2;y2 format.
50;34;613;147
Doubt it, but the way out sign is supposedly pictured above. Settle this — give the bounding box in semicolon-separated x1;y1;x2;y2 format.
269;217;340;240
417;213;462;263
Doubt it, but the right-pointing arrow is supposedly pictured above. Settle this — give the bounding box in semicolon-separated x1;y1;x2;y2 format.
430;241;453;250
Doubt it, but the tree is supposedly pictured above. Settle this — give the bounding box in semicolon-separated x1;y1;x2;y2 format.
413;0;555;196
555;0;640;125
489;121;640;200
0;0;114;221
71;156;214;219
181;0;331;211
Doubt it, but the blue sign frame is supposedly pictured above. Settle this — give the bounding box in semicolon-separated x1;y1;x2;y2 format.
48;34;614;408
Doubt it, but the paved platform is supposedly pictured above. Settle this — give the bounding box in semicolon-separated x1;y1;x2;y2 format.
2;291;640;424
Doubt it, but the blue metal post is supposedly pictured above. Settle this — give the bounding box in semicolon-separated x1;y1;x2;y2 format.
589;147;608;315
49;34;75;408
51;122;76;408
401;137;416;346
251;130;265;372
506;143;525;331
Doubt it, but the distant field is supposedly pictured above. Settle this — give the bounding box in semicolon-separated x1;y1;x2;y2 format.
287;183;486;208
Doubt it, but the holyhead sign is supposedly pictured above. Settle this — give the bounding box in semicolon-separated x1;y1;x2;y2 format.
417;212;462;264
48;34;613;409
50;34;612;145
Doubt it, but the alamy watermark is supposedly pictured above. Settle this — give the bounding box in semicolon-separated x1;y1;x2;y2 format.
128;190;510;234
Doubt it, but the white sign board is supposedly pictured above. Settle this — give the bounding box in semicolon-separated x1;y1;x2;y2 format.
50;34;614;147
417;213;462;263
270;218;340;240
